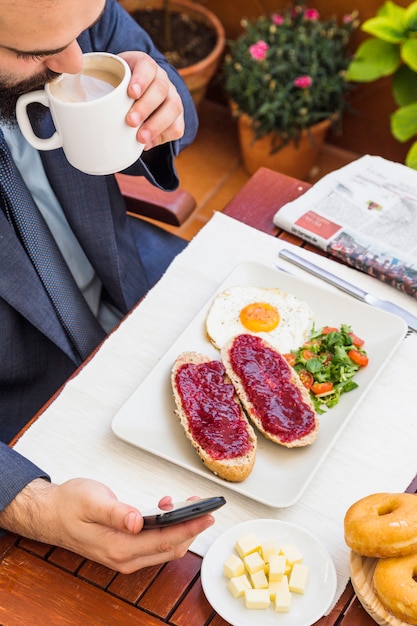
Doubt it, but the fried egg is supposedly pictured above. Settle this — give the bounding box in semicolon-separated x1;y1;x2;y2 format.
206;286;313;353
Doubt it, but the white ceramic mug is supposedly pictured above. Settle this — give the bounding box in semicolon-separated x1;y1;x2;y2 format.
16;52;145;175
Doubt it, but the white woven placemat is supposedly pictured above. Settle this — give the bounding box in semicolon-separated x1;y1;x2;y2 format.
14;212;417;610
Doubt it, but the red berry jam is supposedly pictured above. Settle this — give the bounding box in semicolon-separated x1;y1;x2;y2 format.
229;334;316;443
174;360;254;460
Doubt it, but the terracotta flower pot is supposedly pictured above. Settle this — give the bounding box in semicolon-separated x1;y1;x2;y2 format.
236;112;332;180
119;0;225;108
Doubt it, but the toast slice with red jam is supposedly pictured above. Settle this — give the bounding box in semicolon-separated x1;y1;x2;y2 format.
221;334;319;448
171;352;257;482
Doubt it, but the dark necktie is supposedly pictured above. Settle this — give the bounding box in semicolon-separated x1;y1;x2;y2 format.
0;129;106;364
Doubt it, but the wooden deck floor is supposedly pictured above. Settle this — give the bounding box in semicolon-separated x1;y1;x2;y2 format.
162;100;359;241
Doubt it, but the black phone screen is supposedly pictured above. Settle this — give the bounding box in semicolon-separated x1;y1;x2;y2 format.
142;496;226;528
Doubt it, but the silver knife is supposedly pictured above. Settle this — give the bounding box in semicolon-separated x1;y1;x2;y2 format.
278;249;417;332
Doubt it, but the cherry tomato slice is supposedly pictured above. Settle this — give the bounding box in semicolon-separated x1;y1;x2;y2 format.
283;353;296;367
298;369;314;390
348;349;369;367
348;332;365;347
311;381;334;395
321;326;339;334
303;339;321;348
302;349;316;361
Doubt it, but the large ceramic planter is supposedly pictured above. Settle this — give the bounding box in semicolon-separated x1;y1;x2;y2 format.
236;112;332;180
119;0;225;108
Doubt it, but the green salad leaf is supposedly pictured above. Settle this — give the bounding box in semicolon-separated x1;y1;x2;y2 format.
286;324;369;414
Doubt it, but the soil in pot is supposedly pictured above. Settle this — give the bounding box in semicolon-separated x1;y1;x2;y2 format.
130;9;217;69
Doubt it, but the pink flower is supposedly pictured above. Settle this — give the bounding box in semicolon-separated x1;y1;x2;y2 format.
249;40;269;61
304;8;320;21
293;75;313;89
271;13;284;25
342;13;353;23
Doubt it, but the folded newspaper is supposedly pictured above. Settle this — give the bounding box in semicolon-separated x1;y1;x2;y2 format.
273;154;417;300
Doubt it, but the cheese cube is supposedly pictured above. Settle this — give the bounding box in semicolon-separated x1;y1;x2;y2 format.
227;574;252;598
268;554;286;581
277;575;289;592
250;569;268;589
244;589;270;610
244;551;265;575
275;590;292;612
280;542;303;566
268;582;279;601
261;539;277;563
289;563;309;594
268;575;289;599
223;553;244;578
235;533;260;558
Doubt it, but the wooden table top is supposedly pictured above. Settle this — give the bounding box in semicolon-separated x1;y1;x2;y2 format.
1;167;407;626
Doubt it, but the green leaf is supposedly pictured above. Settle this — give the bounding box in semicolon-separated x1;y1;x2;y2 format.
391;102;417;140
401;38;417;72
405;139;417;169
362;16;405;43
346;39;400;81
392;64;417;106
404;0;417;32
378;0;406;21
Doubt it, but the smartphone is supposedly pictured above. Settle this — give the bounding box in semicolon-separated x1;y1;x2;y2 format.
142;496;226;529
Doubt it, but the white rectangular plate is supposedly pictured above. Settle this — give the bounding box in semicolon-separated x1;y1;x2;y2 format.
111;261;407;508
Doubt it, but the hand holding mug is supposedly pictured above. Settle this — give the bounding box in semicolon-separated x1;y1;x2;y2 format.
120;51;185;150
16;52;145;176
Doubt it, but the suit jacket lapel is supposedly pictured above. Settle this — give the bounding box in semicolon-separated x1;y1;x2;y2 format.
35;110;150;313
39;146;129;312
0;210;79;360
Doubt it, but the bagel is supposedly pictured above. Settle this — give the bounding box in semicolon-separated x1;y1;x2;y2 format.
373;553;417;625
344;492;417;558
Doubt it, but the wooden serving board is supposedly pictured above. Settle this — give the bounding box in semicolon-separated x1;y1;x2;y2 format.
350;551;410;626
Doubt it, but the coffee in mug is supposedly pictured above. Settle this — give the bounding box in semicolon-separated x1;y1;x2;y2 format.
50;68;121;103
16;52;145;175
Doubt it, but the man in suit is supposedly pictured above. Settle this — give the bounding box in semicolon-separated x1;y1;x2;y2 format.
0;0;215;572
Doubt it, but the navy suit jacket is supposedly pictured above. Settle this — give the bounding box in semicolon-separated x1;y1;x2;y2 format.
0;0;198;511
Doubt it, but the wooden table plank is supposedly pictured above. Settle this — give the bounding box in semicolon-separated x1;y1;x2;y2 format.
170;578;216;625
0;532;16;559
0;547;162;626
18;536;52;558
223;166;310;235
77;559;117;588
338;598;380;626
48;545;86;573
108;562;163;604
138;551;202;618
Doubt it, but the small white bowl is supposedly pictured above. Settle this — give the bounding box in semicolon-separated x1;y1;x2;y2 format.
201;519;337;626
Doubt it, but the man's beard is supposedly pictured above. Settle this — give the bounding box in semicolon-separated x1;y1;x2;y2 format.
0;68;61;126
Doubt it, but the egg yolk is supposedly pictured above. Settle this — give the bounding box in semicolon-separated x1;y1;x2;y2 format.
239;302;280;332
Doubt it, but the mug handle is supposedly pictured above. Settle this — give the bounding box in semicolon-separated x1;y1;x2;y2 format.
16;90;63;151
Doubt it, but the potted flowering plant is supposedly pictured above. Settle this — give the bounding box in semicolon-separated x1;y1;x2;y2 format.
222;3;359;178
119;0;225;107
